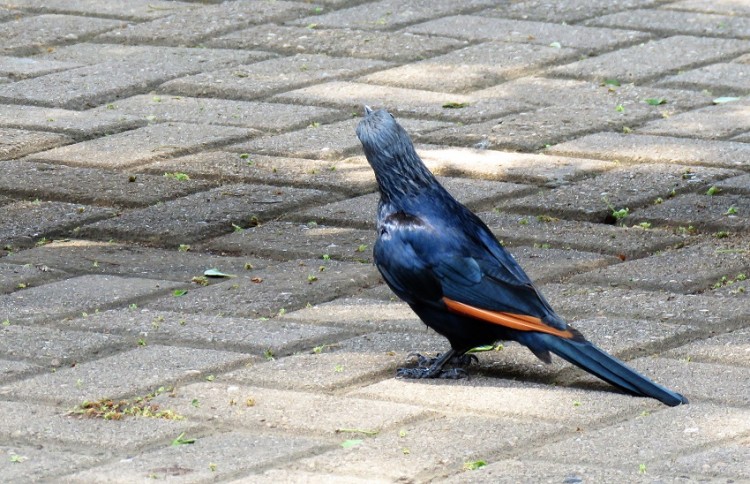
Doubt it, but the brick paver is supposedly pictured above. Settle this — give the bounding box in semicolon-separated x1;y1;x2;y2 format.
0;2;748;483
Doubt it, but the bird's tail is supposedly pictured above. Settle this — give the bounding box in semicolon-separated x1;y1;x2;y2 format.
531;334;688;407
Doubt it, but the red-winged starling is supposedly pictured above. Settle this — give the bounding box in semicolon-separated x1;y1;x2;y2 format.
356;106;687;407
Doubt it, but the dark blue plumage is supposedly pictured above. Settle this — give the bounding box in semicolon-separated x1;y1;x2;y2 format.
356;107;687;406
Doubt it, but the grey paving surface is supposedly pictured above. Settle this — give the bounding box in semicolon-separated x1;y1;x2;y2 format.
0;1;748;483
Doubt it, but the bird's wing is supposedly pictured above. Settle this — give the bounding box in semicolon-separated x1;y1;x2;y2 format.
375;210;572;338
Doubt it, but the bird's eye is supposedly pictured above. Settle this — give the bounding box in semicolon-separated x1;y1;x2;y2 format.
389;113;394;119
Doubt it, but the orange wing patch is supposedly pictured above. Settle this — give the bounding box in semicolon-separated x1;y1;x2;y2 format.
442;297;574;339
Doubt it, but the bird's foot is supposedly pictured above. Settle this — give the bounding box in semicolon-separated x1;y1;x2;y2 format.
406;352;478;369
396;366;468;379
398;351;476;379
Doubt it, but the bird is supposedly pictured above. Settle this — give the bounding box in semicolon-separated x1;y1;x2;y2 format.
355;106;687;407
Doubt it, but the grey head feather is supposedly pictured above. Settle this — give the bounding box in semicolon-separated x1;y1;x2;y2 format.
356;108;438;203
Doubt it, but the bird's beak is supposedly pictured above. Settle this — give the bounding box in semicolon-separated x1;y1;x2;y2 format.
364;105;373;115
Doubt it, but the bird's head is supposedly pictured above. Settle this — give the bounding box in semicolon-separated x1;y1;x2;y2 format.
355;106;437;201
355;106;414;165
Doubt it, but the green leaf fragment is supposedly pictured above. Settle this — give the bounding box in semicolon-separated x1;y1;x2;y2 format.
203;268;235;278
171;432;196;446
644;98;667;105
341;439;363;449
463;460;487;471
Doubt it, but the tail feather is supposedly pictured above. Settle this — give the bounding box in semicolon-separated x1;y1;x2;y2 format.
534;334;688;407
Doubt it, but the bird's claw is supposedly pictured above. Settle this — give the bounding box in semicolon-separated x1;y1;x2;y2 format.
399;351;475;379
406;352;477;369
396;366;468;379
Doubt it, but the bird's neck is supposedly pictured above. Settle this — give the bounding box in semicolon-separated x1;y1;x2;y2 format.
373;152;441;205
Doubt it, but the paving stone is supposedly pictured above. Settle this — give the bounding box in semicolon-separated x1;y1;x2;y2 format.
151;381;428;435
0;7;18;21
528;404;750;475
97;95;343;133
715;173;750;195
0;325;124;367
0;49;272;109
550;35;750;83
64;431;324;484
0;201;115;251
473;76;712;110
359;41;580;93
162;54;391;102
272;81;528;123
141;152;375;196
438;459;697;483
548;132;750;171
96;0;307;46
279;296;422;334
0;400;194;452
145;259;381;319
585;9;750;38
543;283;750;328
424;91;710;151
671;435;750;480
622;357;750;406
567;239;750;293
0;14;124;56
232;117;450;161
297;178;534;229
475;316;696;385
0;261;66;294
0;359;41;384
6;0;197;21
631;193;750;233
478;210;686;259
1;345;251;405
418;146;618;186
0;444;101;482
666;0;750;16
711;277;750;298
28;122;253;169
224;331;446;392
638;99;750;140
502;246;619;284
79;183;327;245
666;327;750;367
203;221;376;262
292;413;558;482
246;470;390;484
350;376;658;425
207;25;466;62
59;308;348;357
478;0;664;23
0;274;182;324
5;239;269;281
38;42;263;67
405;16;650;54
500;164;737;223
0;160;214;208
0;104;143;138
290;0;496;31
658;62;750;96
0;127;71;160
0;55;80;80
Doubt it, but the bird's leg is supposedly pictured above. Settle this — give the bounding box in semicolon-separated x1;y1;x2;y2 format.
397;349;473;379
